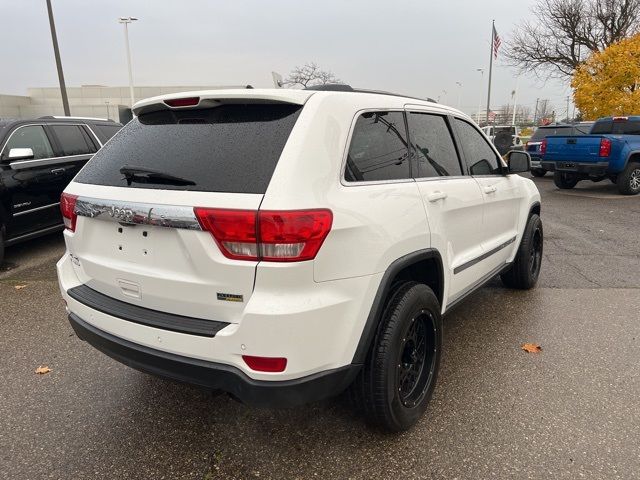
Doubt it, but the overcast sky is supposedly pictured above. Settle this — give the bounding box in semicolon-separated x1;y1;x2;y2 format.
0;0;572;116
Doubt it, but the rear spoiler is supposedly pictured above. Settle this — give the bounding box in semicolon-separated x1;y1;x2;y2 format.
132;89;315;116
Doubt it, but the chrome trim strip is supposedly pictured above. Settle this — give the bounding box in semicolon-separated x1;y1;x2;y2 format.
13;202;60;217
74;197;202;231
453;236;517;275
83;124;104;148
4;224;64;246
9;154;93;170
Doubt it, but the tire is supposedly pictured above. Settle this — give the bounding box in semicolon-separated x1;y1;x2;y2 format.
553;171;579;189
349;282;442;432
500;214;543;290
531;169;547;177
616;162;640;195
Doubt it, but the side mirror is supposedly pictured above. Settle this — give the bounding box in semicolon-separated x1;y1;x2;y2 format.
8;147;34;161
506;150;531;173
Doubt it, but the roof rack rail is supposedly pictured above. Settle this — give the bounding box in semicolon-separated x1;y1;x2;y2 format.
38;115;114;122
303;84;437;103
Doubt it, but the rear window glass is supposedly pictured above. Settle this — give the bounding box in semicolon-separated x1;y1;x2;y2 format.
50;125;96;155
530;126;573;141
345;111;410;182
74;104;302;193
591;119;640;135
92;124;122;143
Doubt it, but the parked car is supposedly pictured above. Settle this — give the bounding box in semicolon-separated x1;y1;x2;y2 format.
57;87;542;431
481;124;524;153
0;116;122;263
526;122;593;177
541;116;640;194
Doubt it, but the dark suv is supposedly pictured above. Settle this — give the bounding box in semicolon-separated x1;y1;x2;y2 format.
0;116;122;262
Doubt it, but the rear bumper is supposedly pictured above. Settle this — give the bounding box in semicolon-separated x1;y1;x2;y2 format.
541;160;610;175
69;312;359;407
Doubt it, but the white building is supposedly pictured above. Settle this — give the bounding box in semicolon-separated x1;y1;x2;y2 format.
0;85;245;122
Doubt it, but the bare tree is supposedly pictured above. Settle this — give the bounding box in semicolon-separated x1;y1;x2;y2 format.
284;62;342;88
536;99;555;123
506;0;640;78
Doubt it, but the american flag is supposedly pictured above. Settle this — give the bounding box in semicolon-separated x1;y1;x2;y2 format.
493;25;501;59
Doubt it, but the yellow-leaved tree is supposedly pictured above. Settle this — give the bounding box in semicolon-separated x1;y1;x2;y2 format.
572;34;640;120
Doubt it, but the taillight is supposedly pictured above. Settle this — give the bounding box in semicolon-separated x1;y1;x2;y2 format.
599;138;612;157
540;139;547;155
194;208;333;262
60;193;78;232
193;208;258;260
242;355;287;372
164;97;200;107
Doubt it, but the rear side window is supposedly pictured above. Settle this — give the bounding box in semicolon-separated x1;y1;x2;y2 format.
74;104;302;193
345;111;410;182
1;125;54;160
92;124;122;143
50;125;96;155
591;119;640;135
454;119;502;175
407;112;461;177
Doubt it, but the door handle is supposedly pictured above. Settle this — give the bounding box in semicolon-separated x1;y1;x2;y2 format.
483;185;497;194
50;168;66;175
427;191;448;202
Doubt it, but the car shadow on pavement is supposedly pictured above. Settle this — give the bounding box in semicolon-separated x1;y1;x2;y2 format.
0;231;65;281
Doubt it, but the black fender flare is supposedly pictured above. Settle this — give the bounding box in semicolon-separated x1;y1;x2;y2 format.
351;248;443;364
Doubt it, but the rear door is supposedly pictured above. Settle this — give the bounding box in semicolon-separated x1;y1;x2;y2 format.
453;118;522;274
405;109;485;305
47;123;99;186
0;124;62;236
66;103;303;322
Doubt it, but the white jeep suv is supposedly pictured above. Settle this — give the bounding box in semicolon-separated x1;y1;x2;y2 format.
57;86;542;432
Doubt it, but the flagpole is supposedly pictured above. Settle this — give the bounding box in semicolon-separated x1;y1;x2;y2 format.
486;19;494;126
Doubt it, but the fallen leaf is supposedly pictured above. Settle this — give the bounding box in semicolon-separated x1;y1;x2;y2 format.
35;366;51;375
14;284;27;290
521;343;542;353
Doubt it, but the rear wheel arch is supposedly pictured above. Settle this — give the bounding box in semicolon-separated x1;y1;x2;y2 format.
528;201;541;218
351;249;444;365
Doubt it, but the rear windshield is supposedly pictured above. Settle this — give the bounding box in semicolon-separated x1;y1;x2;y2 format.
591;119;640;135
74;104;302;193
530;126;573;141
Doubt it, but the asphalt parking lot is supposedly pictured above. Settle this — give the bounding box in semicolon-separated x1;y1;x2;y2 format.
1;175;639;480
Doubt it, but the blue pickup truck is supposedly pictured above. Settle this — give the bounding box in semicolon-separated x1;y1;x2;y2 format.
541;116;640;195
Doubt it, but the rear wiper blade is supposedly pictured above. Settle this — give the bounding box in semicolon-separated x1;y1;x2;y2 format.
119;165;196;186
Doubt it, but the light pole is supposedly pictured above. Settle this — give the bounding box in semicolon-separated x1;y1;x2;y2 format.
455;81;463;109
476;68;484;124
118;16;138;107
46;0;70;116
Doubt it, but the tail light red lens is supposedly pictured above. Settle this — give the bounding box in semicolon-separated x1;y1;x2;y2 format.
242;355;287;372
164;97;200;107
60;193;78;232
540;139;547;155
193;208;258;260
194;208;332;262
599;138;612;157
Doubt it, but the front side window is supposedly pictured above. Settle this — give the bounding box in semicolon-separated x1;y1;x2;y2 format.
1;125;54;160
407;112;461;177
50;125;96;156
345;111;410;182
454;119;502;175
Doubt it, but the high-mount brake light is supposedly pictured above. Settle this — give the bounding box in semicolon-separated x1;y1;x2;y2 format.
599;138;612;157
613;116;628;122
540;139;547;155
60;193;79;232
164;97;200;107
194;208;333;262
